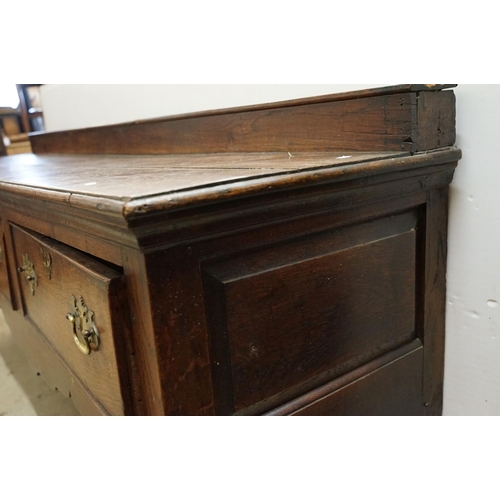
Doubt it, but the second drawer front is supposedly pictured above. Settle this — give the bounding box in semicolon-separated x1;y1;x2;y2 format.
11;224;131;416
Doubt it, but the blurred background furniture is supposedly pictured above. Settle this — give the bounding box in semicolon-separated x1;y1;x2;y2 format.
0;84;45;156
16;84;44;133
0;106;22;156
0;135;6;156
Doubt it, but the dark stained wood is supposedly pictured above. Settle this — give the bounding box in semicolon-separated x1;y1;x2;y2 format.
107;268;140;415
0;138;6;157
29;86;456;156
10;224;134;415
141;177;451;416
0;85;460;416
147;247;215;416
126;161;456;255
0;149;460;221
120;247;164;415
422;187;449;415
0;201;124;267
275;341;424;416
0;219;12;305
0;153;459;416
122;149;461;218
202;270;233;416
0;151;409;199
417;91;456;151
0;153;458;264
135;189;431;416
2;217;22;311
30;94;417;154
203;213;417;414
33;85;457;135
266;339;422;415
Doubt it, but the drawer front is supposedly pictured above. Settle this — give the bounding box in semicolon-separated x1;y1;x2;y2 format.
268;341;425;416
11;224;131;415
0;218;12;304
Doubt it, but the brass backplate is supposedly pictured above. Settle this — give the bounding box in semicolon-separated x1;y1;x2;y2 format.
66;295;100;355
40;247;52;279
18;253;37;295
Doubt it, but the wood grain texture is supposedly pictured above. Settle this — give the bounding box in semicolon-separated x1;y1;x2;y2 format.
146;247;215;416
33;85;456;134
417;91;456;151
156;206;426;416
29;85;456;156
0;85;460;415
141;191;433;416
0;151;407;199
107;160;454;415
0;219;12;306
0;152;459;416
0;150;461;222
204;213;418;414
121;149;460;217
126;163;456;256
0;153;459;263
267;340;422;415
0;202;125;266
422;187;449;415
30;94;416;154
2;217;21;311
288;342;424;416
120;248;165;415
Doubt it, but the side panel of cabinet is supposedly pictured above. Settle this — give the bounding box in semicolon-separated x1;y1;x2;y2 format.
202;211;419;414
138;181;451;416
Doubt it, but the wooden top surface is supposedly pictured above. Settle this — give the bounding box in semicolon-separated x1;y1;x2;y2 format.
0;151;408;200
0;147;462;218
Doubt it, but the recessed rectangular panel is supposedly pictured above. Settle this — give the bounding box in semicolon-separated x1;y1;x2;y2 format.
203;212;417;414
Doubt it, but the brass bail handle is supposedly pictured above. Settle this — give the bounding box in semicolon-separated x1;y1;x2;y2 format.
65;295;100;355
17;253;37;295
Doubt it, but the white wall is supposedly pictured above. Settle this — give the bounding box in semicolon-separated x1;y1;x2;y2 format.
443;85;500;415
40;84;499;415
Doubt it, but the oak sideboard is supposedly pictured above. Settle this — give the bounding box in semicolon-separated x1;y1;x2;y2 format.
0;84;461;415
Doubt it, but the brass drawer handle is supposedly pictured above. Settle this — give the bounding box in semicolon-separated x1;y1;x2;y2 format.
17;253;38;295
66;295;100;355
40;247;52;279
